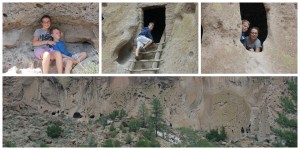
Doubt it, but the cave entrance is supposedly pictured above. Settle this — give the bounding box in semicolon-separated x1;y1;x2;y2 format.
143;6;166;43
240;3;268;50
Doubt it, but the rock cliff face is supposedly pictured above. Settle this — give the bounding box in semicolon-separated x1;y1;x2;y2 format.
3;77;293;142
202;3;297;73
2;3;99;74
102;3;198;73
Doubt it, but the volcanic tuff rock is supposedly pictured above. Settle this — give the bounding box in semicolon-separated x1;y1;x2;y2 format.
3;77;294;142
2;3;99;74
102;3;198;73
202;3;297;73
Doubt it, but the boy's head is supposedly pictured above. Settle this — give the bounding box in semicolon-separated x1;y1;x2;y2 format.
148;22;154;31
242;19;250;32
50;27;62;41
250;27;259;40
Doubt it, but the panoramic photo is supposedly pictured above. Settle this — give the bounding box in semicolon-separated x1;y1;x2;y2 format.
2;77;297;147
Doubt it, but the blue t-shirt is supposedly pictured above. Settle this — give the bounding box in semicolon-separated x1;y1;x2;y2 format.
52;41;73;57
240;32;246;44
139;27;153;40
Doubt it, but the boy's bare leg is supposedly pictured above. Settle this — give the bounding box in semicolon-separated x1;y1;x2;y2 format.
143;40;153;49
64;60;73;74
135;46;141;56
42;52;51;74
50;51;63;74
76;52;88;64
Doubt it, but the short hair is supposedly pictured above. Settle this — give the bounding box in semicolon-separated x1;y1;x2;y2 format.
50;26;61;34
250;27;259;34
148;22;155;26
40;15;52;23
242;19;250;26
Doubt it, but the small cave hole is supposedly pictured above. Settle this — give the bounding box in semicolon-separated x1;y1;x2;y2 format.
52;112;56;115
241;127;245;133
115;40;133;65
89;115;95;119
143;6;166;43
36;4;43;8
3;13;7;17
73;112;82;118
240;3;268;52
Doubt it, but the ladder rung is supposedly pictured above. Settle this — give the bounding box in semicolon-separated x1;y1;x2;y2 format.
139;50;163;54
125;68;160;72
129;59;163;62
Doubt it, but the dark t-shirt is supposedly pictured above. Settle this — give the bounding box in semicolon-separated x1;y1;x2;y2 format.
33;28;53;49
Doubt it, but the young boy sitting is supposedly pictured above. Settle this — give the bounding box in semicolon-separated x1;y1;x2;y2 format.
240;19;250;45
50;27;87;74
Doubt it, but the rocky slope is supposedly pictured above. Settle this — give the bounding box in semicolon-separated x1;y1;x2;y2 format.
3;77;294;147
202;3;297;73
102;3;198;73
2;3;99;74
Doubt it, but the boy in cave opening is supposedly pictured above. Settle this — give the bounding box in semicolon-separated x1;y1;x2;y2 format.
135;22;154;60
240;19;250;45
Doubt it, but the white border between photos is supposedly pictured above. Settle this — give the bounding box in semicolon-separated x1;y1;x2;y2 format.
0;0;299;150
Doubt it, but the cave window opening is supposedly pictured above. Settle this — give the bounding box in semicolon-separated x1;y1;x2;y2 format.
143;6;166;43
240;3;268;52
73;112;82;118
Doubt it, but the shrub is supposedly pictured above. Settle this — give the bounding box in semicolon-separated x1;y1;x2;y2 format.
109;110;119;120
88;134;98;147
205;126;227;142
109;124;116;132
4;141;16;147
135;139;149;147
102;139;121;147
102;139;114;147
125;134;132;144
142;129;155;141
119;109;127;120
47;124;63;138
40;143;48;147
110;130;118;138
113;140;121;147
98;115;108;126
128;119;140;132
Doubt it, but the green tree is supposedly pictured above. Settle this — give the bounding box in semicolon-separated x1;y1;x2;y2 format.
150;98;164;136
272;80;297;147
139;102;149;128
205;126;227;142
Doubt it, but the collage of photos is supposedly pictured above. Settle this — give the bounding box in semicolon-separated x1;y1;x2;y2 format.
1;0;298;149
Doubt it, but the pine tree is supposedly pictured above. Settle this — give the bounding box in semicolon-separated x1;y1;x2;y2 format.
139;102;149;128
272;80;297;147
150;98;164;137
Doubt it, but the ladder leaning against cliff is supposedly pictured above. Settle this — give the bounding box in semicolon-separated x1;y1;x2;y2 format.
125;29;166;73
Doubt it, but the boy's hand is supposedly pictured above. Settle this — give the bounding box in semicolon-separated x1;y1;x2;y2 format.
47;41;56;46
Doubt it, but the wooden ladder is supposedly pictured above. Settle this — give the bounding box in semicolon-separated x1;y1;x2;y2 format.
126;30;166;73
